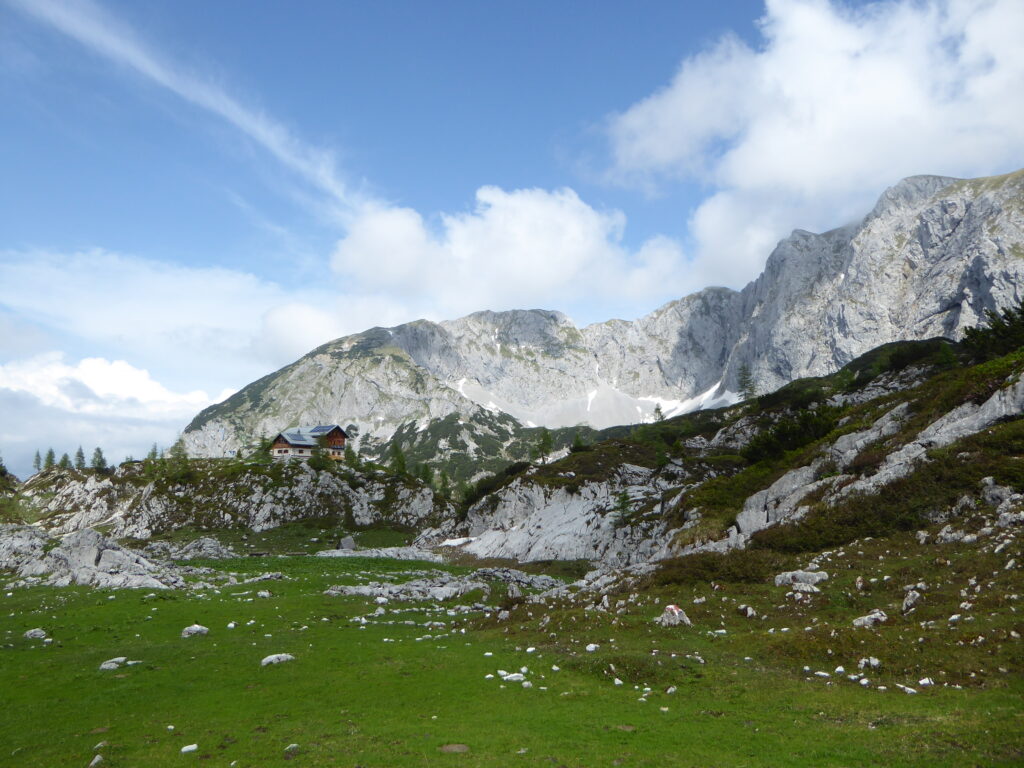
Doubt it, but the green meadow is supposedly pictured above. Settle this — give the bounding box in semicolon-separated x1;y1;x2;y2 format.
3;526;1022;767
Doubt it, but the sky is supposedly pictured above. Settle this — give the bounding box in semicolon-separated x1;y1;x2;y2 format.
1;0;1023;478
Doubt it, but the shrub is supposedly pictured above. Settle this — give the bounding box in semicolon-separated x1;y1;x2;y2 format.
644;549;791;587
962;301;1024;361
740;406;838;464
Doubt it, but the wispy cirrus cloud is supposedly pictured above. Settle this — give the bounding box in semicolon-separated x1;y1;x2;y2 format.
5;0;363;217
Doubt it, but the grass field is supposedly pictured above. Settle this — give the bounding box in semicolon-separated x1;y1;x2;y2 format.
3;522;1023;767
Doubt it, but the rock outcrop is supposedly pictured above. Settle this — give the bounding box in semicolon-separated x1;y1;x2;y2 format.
20;461;451;540
0;525;182;589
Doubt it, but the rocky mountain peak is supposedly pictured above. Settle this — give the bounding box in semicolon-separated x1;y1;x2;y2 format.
183;168;1024;472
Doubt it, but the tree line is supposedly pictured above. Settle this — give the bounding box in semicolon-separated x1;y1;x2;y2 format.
32;446;111;474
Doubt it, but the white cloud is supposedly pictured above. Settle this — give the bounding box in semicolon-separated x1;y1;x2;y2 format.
331;186;688;322
0;250;359;389
607;0;1024;285
0;352;226;419
0;353;237;478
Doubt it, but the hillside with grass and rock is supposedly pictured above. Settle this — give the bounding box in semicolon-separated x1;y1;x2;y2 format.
13;454;452;542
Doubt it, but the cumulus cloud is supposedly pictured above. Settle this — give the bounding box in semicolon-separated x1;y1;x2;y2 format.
0;250;360;388
607;0;1024;284
0;354;236;478
0;352;227;419
331;186;688;322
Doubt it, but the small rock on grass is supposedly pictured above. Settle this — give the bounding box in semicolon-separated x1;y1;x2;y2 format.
88;755;104;767
181;744;198;753
852;609;887;628
23;628;47;640
181;624;209;638
654;605;692;627
261;653;295;666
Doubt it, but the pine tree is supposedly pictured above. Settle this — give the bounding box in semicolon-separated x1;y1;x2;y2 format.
32;451;41;472
738;363;757;402
653;404;665;422
533;428;553;464
90;447;108;473
146;443;159;462
74;446;86;470
438;470;451;499
307;436;331;471
389;443;407;476
613;490;632;527
58;453;72;470
344;446;359;468
44;448;56;470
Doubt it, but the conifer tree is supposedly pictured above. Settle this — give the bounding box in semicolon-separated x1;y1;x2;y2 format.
44;448;55;470
32;451;41;472
533;428;553;464
90;447;108;473
344;446;359;468
74;446;86;470
738;363;757;402
58;453;72;470
389;443;408;476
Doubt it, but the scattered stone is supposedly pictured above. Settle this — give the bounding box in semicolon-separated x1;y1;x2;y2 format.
774;570;829;587
586;643;600;652
181;624;209;638
902;589;922;614
852;609;887;628
23;628;46;640
316;546;443;563
89;755;104;767
181;744;198;754
737;604;757;618
325;571;488;602
653;605;692;627
261;653;295;666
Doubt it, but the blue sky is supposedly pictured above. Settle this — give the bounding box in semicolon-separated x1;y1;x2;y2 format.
1;0;1022;477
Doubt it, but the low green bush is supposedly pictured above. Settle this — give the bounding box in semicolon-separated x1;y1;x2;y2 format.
643;549;791;587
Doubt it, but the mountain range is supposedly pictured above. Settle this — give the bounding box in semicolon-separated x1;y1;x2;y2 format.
182;169;1024;478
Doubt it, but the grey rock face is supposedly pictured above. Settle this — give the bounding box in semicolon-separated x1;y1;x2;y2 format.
0;525;182;589
183;170;1024;461
423;463;682;566
144;537;237;561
